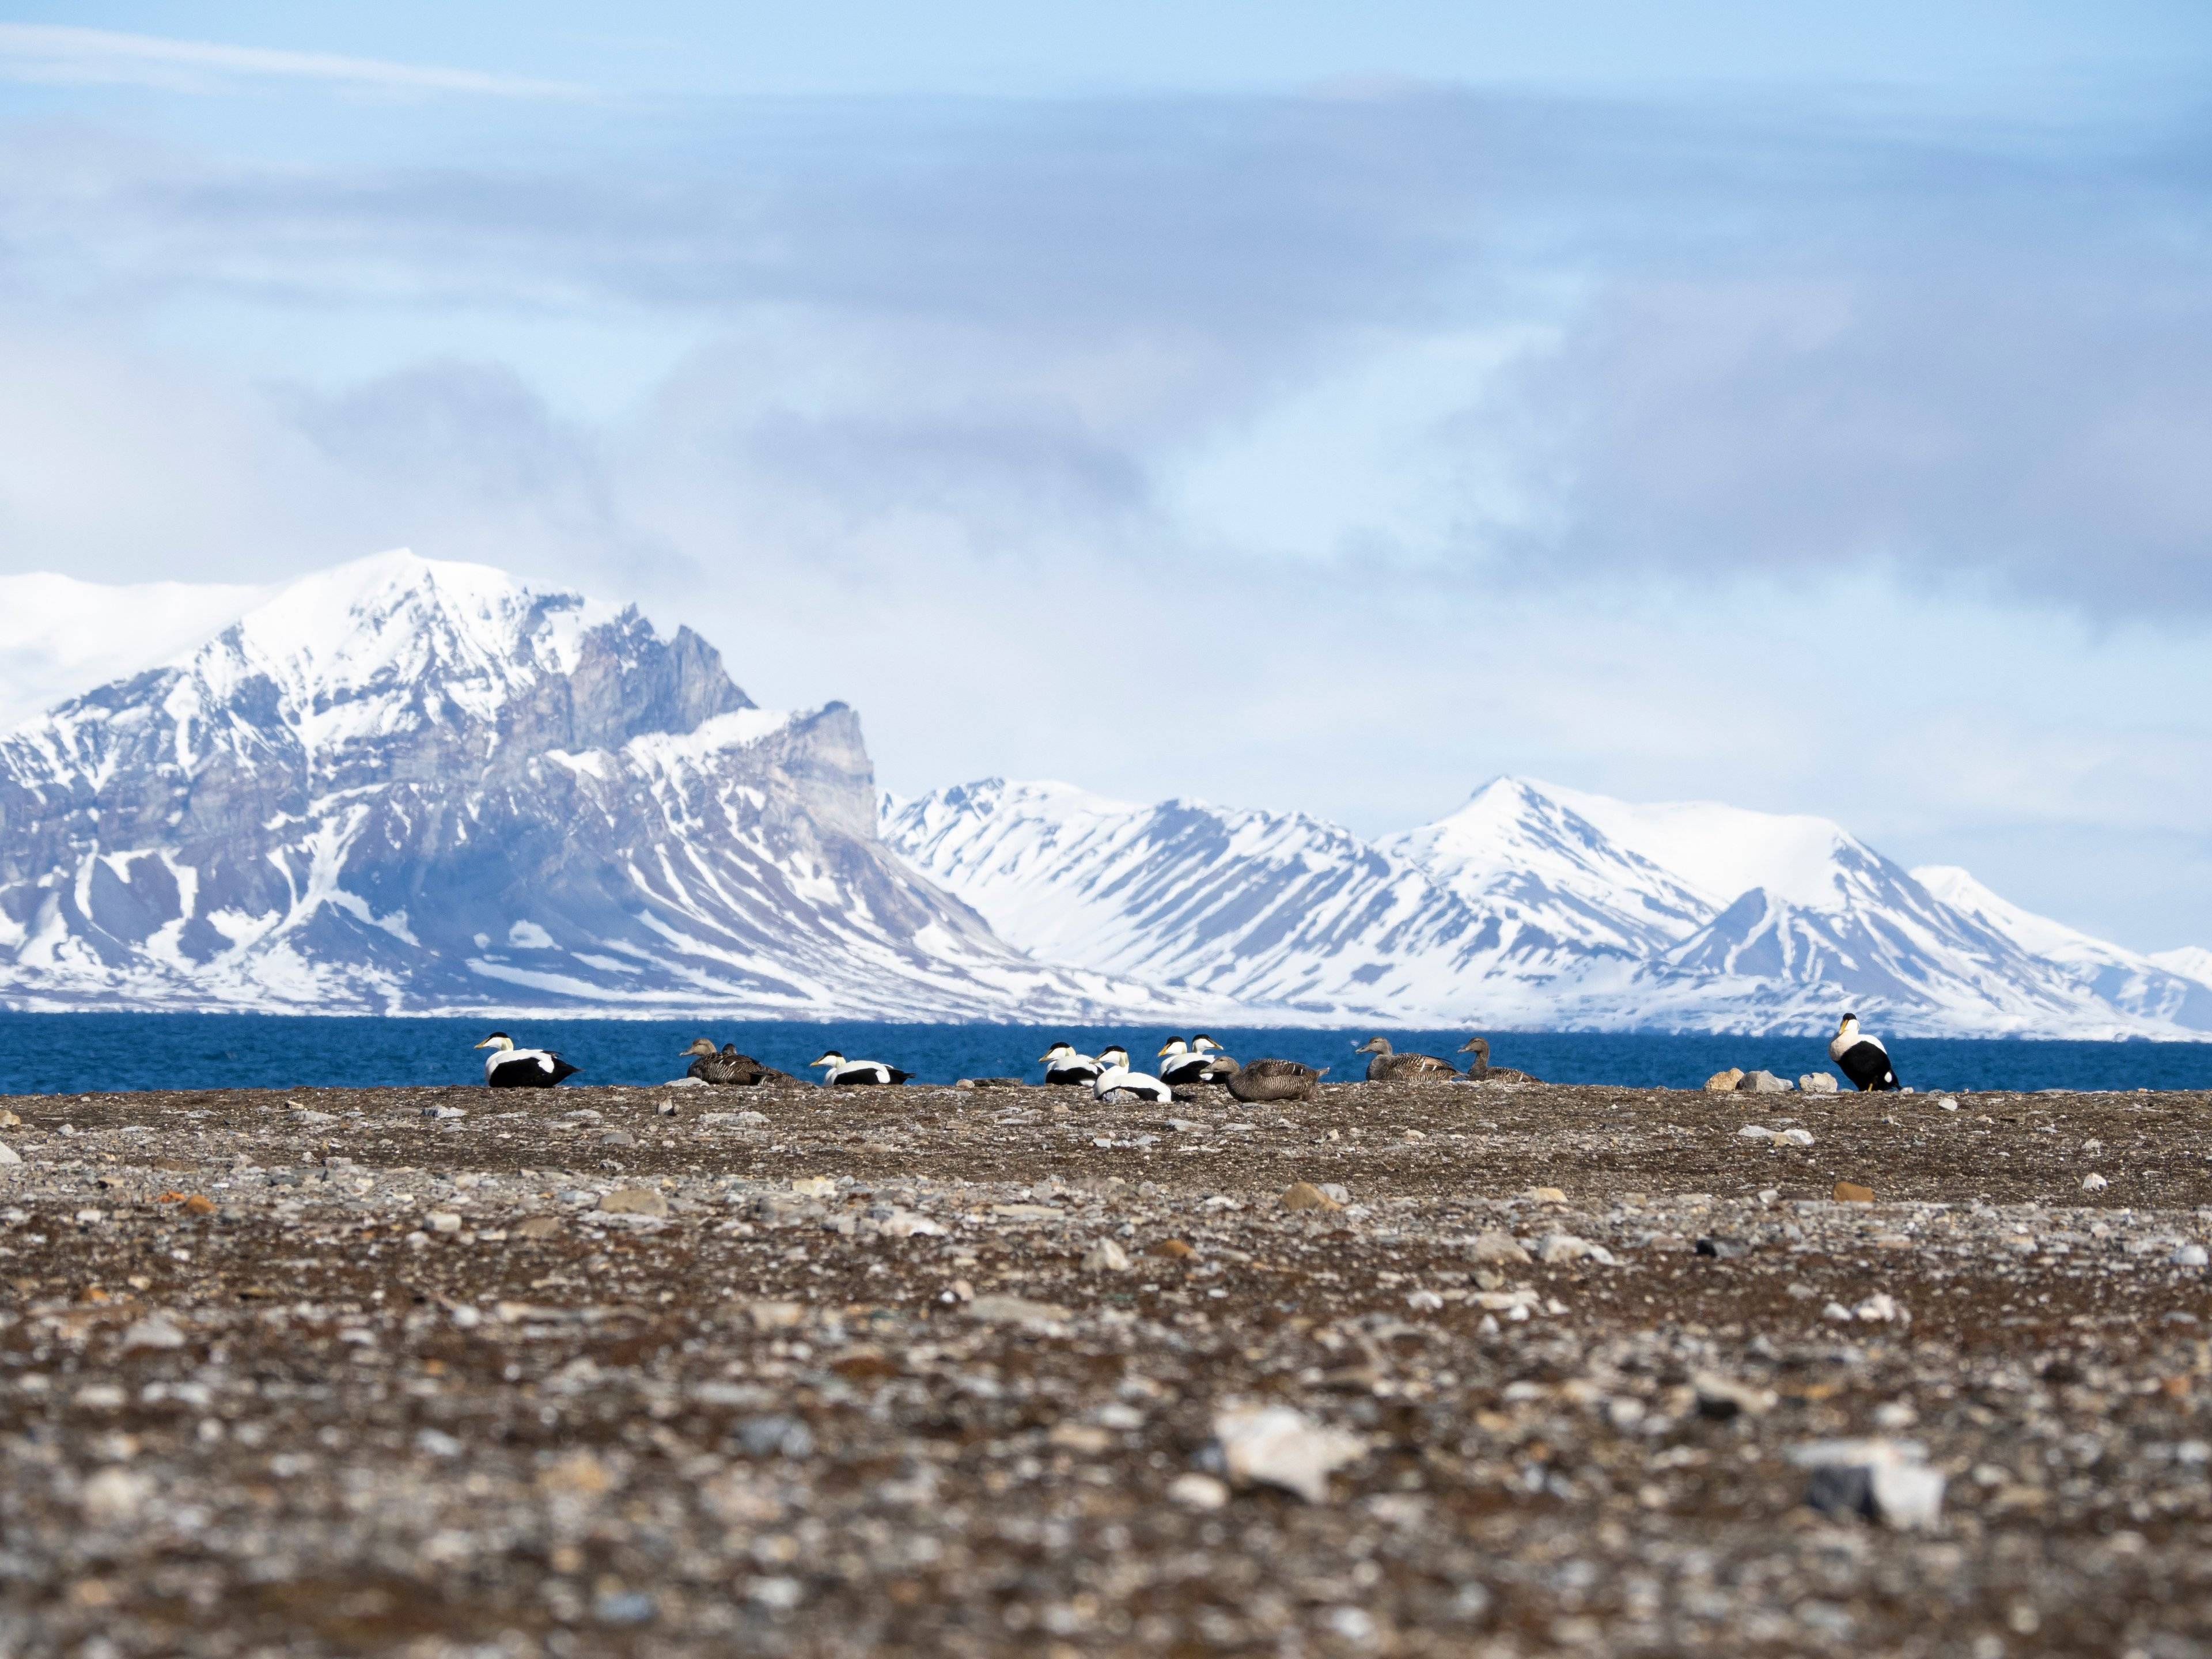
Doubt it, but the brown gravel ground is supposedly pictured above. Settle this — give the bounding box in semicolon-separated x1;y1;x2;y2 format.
2;1078;2210;1658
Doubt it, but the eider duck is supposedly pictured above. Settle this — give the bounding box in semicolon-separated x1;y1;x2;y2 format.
1828;1013;1900;1092
681;1039;771;1085
1092;1045;1173;1104
1156;1036;1237;1086
811;1052;913;1087
1225;1058;1327;1103
1353;1036;1457;1083
1456;1036;1540;1084
1038;1042;1105;1086
474;1032;579;1089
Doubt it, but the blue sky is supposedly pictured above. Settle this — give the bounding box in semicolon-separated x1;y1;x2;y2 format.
2;3;2210;949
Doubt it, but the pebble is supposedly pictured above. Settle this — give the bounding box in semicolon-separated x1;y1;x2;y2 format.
2172;1243;2209;1268
1168;1472;1229;1510
1213;1404;1365;1503
599;1187;669;1218
514;1215;562;1238
1082;1238;1131;1272
426;1211;464;1233
121;1315;187;1351
1798;1073;1839;1093
1468;1230;1529;1264
880;1210;946;1238
789;1176;837;1198
0;1142;18;1165
599;1130;635;1147
1779;1128;1815;1146
1736;1070;1791;1093
1738;1125;1777;1141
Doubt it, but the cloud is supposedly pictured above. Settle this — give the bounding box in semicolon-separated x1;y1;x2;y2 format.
0;24;584;100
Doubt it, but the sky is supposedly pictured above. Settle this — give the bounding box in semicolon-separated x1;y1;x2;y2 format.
1;2;2209;950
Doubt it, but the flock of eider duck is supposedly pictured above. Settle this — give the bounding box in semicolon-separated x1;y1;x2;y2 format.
475;1012;1906;1095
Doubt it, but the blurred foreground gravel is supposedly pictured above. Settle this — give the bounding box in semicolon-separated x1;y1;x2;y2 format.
1;1077;2209;1657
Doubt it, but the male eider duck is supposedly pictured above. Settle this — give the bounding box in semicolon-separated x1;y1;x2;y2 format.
1828;1013;1900;1092
1093;1045;1173;1104
1156;1036;1237;1086
1353;1036;1457;1083
681;1039;770;1085
811;1052;913;1087
1225;1058;1327;1103
1038;1042;1105;1086
475;1032;579;1089
1456;1036;1541;1084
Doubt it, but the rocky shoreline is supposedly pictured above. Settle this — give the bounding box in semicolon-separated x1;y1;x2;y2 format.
1;1078;2209;1656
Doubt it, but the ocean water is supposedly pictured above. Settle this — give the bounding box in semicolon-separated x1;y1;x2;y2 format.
1;1013;2209;1096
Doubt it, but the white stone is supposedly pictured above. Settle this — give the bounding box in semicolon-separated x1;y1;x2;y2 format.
1168;1472;1229;1510
1082;1238;1131;1272
2172;1243;2209;1268
880;1210;946;1238
1738;1125;1777;1141
1213;1404;1365;1503
121;1316;187;1352
2082;1172;2109;1192
1936;1096;1960;1111
1798;1073;1839;1094
1406;1288;1444;1311
0;1142;20;1165
426;1211;464;1234
1780;1128;1816;1147
81;1466;151;1522
1736;1070;1792;1093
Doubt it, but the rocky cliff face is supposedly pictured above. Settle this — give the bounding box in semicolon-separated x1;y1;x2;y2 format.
0;551;1158;1018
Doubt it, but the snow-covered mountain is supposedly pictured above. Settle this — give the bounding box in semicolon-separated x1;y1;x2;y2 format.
885;774;2212;1037
0;551;1171;1020
1914;866;2212;1031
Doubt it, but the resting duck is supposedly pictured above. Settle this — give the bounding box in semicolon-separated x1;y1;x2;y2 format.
811;1052;913;1086
1353;1036;1457;1083
1457;1036;1540;1084
1092;1045;1173;1103
1038;1043;1105;1086
681;1038;772;1085
1156;1036;1238;1086
1225;1058;1327;1103
474;1032;579;1088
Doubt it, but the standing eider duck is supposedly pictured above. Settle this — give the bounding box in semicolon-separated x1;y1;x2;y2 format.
1093;1046;1173;1103
681;1039;771;1085
811;1052;913;1086
1038;1043;1105;1086
1457;1036;1541;1084
475;1032;579;1088
1353;1036;1457;1083
1225;1058;1327;1103
1156;1036;1238;1086
1828;1013;1900;1092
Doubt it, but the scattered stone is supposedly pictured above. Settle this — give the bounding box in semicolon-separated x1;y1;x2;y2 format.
1798;1073;1839;1093
1791;1439;1946;1530
965;1294;1072;1325
599;1187;669;1218
2172;1243;2209;1268
1468;1230;1529;1264
1280;1181;1343;1213
1834;1181;1875;1203
1082;1238;1131;1272
1736;1070;1791;1093
0;1142;19;1165
514;1215;562;1238
1168;1472;1229;1510
426;1211;464;1233
789;1176;837;1198
80;1467;151;1524
1405;1287;1445;1311
1704;1069;1746;1092
1935;1095;1960;1111
120;1315;187;1351
880;1210;946;1238
1213;1404;1365;1503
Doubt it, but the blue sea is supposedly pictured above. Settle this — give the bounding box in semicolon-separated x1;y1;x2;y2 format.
1;1014;2209;1096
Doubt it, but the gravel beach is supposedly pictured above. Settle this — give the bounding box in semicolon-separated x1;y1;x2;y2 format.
2;1077;2209;1656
